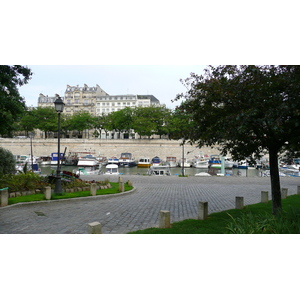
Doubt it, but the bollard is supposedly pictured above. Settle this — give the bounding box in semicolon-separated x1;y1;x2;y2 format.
261;191;269;204
0;189;9;207
44;186;51;200
119;182;124;192
159;210;171;228
198;201;208;220
297;186;300;195
235;197;244;210
90;183;97;196
281;188;288;199
88;222;102;234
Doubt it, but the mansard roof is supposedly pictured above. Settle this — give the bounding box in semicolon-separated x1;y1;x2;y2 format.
137;95;160;104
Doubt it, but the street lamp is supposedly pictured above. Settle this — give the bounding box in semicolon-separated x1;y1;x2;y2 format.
54;95;65;194
181;137;185;176
29;132;34;171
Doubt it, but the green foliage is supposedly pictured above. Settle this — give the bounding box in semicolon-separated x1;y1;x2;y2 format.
226;208;300;234
175;65;300;214
0;65;32;136
68;111;95;133
17;110;36;133
176;65;300;158
0;147;16;175
131;106;157;138
167;107;196;140
0;172;48;192
110;107;134;135
30;107;58;138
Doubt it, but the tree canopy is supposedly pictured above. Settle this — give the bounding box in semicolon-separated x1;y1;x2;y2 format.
0;65;32;136
176;65;300;215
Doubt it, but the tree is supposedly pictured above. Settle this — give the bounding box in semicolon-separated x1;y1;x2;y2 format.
0;147;16;175
150;105;171;138
166;107;196;140
132;106;158;138
31;107;58;138
110;107;134;138
68;112;95;138
176;65;300;215
0;65;32;136
17;109;36;135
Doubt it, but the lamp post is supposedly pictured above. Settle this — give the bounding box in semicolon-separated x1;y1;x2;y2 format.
54;95;65;194
181;137;185;176
29;132;34;171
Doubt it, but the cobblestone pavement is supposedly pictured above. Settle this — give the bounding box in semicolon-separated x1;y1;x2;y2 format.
1;175;299;234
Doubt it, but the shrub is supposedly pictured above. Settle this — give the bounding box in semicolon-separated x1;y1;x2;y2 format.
0;172;48;192
0;147;16;176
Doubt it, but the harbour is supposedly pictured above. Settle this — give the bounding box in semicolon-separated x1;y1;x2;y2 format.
40;164;261;177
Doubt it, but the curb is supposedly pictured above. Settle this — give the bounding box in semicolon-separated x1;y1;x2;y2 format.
0;187;137;209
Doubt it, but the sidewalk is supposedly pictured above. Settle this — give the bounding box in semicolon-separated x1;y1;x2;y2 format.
0;176;299;233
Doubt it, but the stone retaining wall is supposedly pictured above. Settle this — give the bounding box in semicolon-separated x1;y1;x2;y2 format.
0;138;218;160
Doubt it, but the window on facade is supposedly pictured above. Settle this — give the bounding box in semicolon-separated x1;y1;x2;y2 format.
117;103;121;106
102;103;106;106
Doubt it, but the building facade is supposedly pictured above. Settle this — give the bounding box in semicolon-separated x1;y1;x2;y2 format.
38;84;161;139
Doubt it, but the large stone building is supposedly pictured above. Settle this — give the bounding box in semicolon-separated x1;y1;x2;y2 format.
38;84;160;116
38;84;161;139
96;94;160;116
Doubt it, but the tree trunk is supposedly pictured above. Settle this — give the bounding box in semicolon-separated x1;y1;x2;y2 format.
269;147;282;215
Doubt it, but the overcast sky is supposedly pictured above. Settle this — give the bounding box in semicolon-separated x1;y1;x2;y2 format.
6;1;298;112
19;65;206;109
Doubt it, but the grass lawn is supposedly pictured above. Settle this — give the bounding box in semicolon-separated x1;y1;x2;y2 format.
8;182;133;205
129;194;300;234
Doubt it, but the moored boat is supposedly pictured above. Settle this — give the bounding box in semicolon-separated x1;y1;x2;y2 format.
77;154;100;167
192;157;209;169
147;164;171;176
50;152;65;166
137;157;151;168
107;156;119;165
39;155;52;166
209;155;222;169
119;152;137;167
195;172;211;176
151;156;162;166
104;164;120;175
178;158;192;168
75;166;101;176
166;157;177;168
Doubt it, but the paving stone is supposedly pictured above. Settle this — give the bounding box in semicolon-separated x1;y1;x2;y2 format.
0;176;298;234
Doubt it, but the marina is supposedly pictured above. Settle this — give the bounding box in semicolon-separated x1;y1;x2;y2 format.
39;164;261;177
